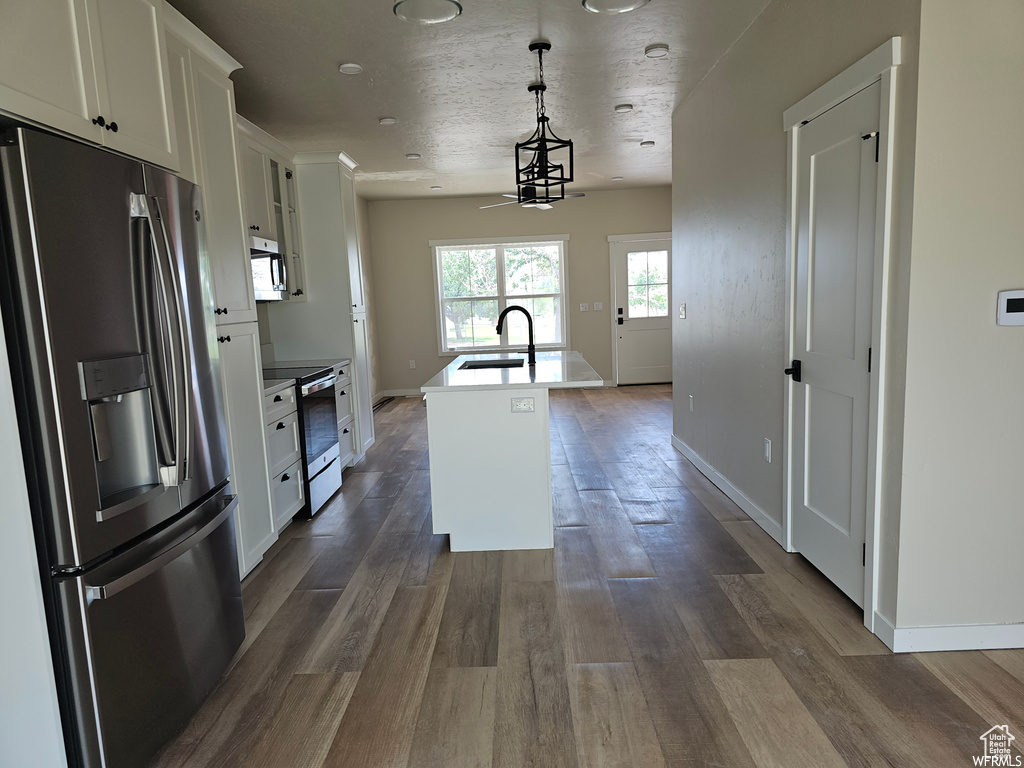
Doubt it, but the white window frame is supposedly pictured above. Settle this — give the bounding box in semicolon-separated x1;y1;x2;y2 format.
430;235;570;356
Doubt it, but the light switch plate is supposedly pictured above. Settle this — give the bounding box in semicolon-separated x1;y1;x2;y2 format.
594;302;603;311
579;303;589;312
679;303;687;319
511;397;535;413
764;438;772;463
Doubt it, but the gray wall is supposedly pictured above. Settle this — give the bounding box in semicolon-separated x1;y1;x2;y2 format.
671;0;922;622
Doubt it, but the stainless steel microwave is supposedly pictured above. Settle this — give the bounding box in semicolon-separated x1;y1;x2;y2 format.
251;236;288;301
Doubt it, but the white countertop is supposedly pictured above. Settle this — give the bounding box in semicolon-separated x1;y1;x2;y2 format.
262;378;295;396
420;351;603;393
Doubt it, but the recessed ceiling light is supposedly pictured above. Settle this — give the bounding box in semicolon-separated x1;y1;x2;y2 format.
645;43;670;59
614;103;633;113
430;185;442;190
612;176;624;181
393;0;462;24
338;63;363;75
405;153;421;160
379;117;398;126
582;0;650;14
640;140;655;148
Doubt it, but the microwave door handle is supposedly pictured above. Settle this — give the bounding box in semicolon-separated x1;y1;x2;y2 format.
278;253;287;292
146;196;191;486
131;202;175;467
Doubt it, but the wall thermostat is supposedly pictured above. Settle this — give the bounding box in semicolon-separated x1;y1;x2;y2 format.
997;289;1024;326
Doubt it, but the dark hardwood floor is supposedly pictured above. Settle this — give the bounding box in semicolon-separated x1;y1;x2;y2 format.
153;385;1024;767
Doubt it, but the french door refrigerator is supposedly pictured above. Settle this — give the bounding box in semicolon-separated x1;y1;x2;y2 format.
0;126;244;768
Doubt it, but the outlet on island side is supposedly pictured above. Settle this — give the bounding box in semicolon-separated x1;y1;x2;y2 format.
409;360;416;369
511;397;535;413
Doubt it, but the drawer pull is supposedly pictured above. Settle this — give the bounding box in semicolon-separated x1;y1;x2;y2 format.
273;395;283;402
276;422;286;430
340;390;347;396
343;428;350;434
281;473;290;482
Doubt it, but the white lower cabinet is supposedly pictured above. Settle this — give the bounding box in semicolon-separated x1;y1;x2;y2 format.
217;322;275;577
271;461;305;531
263;382;304;531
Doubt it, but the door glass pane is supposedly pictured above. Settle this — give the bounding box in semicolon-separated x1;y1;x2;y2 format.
648;284;669;317
628;252;649;286
628;285;649;318
505;244;560;295
442;249;497;298
647;251;668;285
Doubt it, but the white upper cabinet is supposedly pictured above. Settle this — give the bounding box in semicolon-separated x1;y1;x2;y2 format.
340;166;367;314
0;0;99;140
191;54;257;324
163;33;199;184
84;0;179;169
0;0;178;170
241;140;276;240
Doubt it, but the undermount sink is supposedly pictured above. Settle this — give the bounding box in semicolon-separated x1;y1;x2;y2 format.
459;359;525;370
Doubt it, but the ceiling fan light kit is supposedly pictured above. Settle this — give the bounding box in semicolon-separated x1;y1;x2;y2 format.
393;0;462;24
582;0;650;14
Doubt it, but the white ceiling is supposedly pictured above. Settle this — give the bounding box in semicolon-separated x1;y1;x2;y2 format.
168;0;769;200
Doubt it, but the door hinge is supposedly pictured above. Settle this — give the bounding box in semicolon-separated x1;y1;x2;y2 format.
863;542;867;566
868;346;872;373
862;131;879;163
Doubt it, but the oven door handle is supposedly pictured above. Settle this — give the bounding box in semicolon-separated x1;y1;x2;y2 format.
301;375;337;396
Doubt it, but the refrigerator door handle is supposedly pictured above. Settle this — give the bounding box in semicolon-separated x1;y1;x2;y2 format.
84;494;237;601
147;195;192;486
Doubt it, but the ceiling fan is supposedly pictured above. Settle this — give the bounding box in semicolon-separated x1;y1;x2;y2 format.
478;185;585;211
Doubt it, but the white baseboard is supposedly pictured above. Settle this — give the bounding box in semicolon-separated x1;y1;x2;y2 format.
378;389;424;399
873;612;1024;653
671;434;784;547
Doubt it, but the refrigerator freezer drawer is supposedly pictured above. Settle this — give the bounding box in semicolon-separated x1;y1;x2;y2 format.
62;493;244;768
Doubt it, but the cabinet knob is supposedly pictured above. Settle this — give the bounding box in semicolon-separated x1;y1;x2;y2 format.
292;289;304;297
352;303;357;308
92;115;105;127
218;335;231;343
281;473;290;482
105;122;118;133
273;395;283;402
343;428;350;434
340;390;347;396
276;422;286;430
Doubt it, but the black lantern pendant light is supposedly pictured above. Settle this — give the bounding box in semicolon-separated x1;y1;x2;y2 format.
515;42;574;205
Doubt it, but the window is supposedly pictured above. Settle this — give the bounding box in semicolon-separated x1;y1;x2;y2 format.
627;249;669;318
432;237;568;353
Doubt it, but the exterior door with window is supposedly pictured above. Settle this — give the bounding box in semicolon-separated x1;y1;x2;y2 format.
612;238;671;384
790;81;880;608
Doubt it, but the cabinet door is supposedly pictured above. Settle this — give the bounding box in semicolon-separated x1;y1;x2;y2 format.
216;323;275;577
241;141;274;238
163;33;199;185
352;315;375;453
340;166;366;312
0;0;101;140
84;0;179;170
191;54;257;324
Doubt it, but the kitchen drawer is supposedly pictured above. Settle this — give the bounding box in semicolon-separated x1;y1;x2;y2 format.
271;460;304;530
265;411;301;477
335;382;354;422
339;417;358;465
334;360;352;384
263;385;297;425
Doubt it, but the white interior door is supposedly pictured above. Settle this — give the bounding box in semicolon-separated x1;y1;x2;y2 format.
790;82;880;607
612;239;672;385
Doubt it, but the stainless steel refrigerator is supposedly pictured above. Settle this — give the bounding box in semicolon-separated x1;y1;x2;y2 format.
0;126;244;768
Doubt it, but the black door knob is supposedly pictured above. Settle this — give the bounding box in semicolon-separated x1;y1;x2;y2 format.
784;359;802;382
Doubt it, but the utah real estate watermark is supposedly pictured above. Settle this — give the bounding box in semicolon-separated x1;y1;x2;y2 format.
975;725;1021;767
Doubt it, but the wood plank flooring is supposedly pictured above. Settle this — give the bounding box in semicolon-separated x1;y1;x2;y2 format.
153;385;1024;768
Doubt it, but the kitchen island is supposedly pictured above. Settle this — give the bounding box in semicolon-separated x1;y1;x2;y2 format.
421;351;602;552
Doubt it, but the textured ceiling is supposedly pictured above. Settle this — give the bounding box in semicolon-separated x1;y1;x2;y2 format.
167;0;769;200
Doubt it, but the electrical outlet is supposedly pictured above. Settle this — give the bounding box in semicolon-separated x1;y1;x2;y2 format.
511;397;535;413
579;303;589;312
688;394;694;413
679;303;687;319
409;360;416;369
594;302;603;311
764;438;772;463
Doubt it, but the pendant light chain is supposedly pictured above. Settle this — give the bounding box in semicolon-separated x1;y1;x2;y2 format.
537;48;546;120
